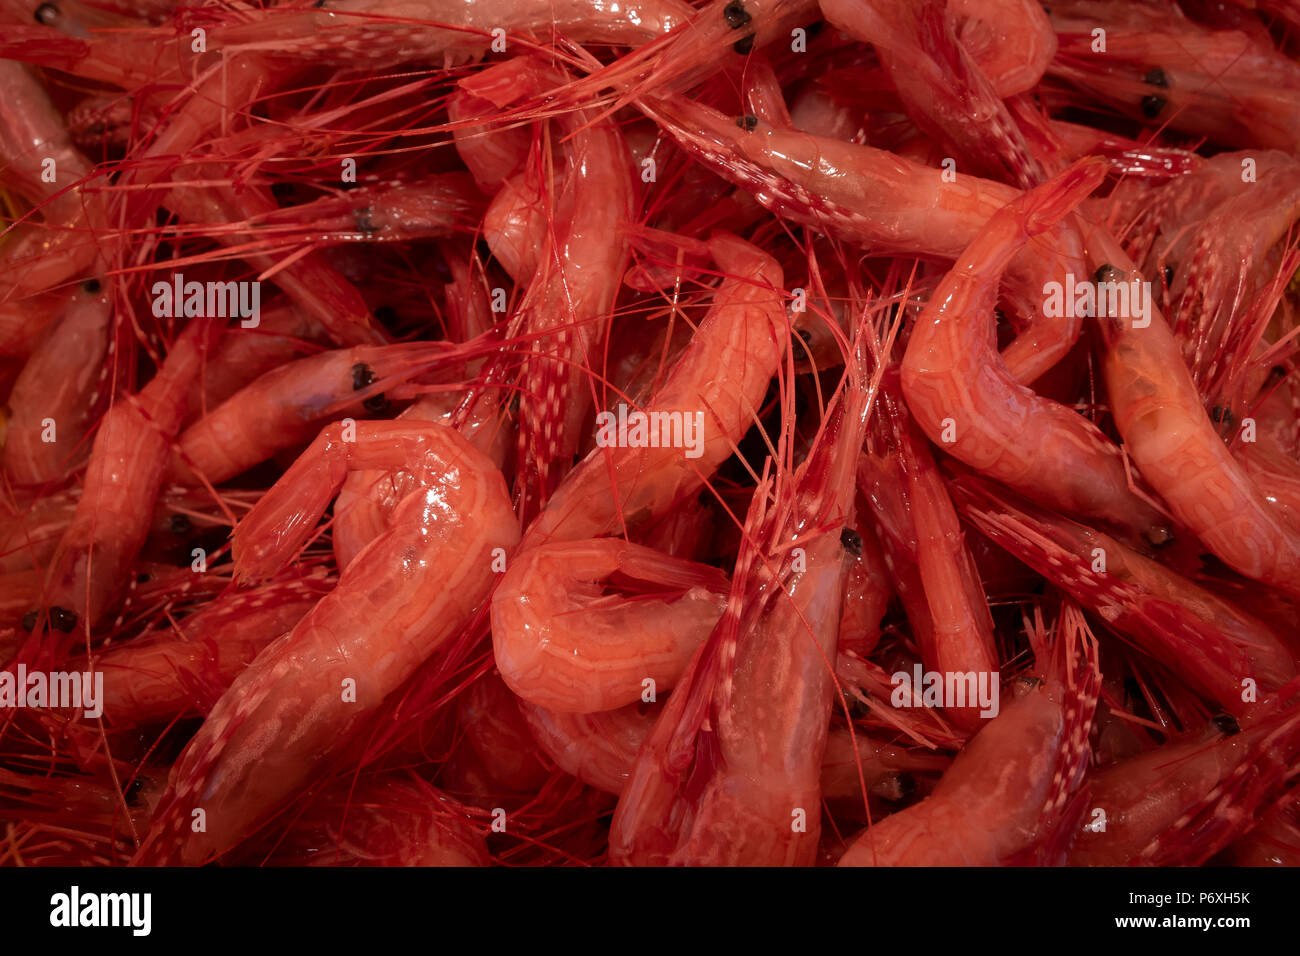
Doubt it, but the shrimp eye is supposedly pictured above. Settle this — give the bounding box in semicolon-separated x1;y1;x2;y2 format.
363;393;389;414
733;34;755;55
169;513;194;536
736;114;759;131
1140;95;1167;118
840;527;863;555
1142;68;1169;88
81;278;102;294
1162;265;1174;285
49;606;78;632
893;773;917;801
1092;263;1122;284
20;610;38;633
1209;406;1234;427
723;0;751;29
136;573;151;584
351;362;377;390
34;3;58;25
313;0;327;6
1212;714;1240;736
1143;525;1175;548
1267;365;1288;384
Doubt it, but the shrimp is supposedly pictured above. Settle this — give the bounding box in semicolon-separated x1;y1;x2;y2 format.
948;0;1057;98
169;341;464;486
26;315;225;650
3;279;112;485
76;568;333;729
857;380;999;731
1071;702;1300;866
835;507;890;659
641;93;1093;384
838;604;1099;866
901;158;1171;542
134;420;518;864
951;473;1296;715
820;0;1043;188
524;231;786;546
450;673;551;795
492;539;729;713
1086;225;1300;599
609;337;872;865
516;699;655;796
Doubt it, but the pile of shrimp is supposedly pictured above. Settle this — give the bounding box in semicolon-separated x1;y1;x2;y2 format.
1;0;1300;868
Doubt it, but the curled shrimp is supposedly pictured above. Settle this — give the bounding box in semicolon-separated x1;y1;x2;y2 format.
492;538;729;713
839;604;1099;866
134;420;519;864
901;158;1170;542
1086;225;1300;599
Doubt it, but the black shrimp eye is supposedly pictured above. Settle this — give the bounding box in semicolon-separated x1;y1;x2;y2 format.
840;527;864;556
351;362;377;391
362;393;389;414
1092;263;1123;284
1212;714;1240;736
34;2;58;24
1140;94;1167;118
736;113;759;131
1162;265;1174;285
81;278;102;294
723;0;751;29
893;773;917;801
353;206;377;235
169;513;193;536
49;606;78;632
1209;405;1234;426
1143;68;1170;88
1268;365;1288;383
21;610;38;633
732;33;755;54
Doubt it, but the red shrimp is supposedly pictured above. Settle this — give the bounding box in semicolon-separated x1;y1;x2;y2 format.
525;231;786;545
901;158;1170;541
640;93;1092;384
609;337;872;865
838;605;1099;866
517;699;655;796
26;315;225;649
1086;225;1300;599
492;539;729;713
948;0;1057;97
821;0;1043;188
451;673;550;795
1071;701;1300;866
76;568;333;729
951;473;1296;715
3;280;112;485
134;421;518;864
836;507;890;659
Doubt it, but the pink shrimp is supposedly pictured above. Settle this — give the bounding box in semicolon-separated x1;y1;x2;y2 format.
76;567;333;729
1071;701;1300;866
1086;225;1300;599
134;420;518;864
451;673;551;795
3;279;112;485
517;699;655;796
835;507;891;659
609;337;872;865
901;158;1170;542
640;92;1093;384
951;473;1296;715
838;604;1099;866
25;315;225;649
168;341;464;486
948;0;1057;98
525;231;787;546
492;538;729;713
820;0;1043;188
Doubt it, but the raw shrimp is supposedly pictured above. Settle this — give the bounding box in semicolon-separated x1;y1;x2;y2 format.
609;337;871;865
951;473;1296;715
77;568;332;728
948;0;1056;98
1071;703;1300;866
492;538;729;713
517;699;655;796
134;421;518;864
3;279;112;485
1086;225;1300;599
451;673;550;794
901;159;1170;541
820;0;1043;188
29;315;225;648
641;93;1092;384
169;341;463;486
525;231;786;545
838;606;1099;866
